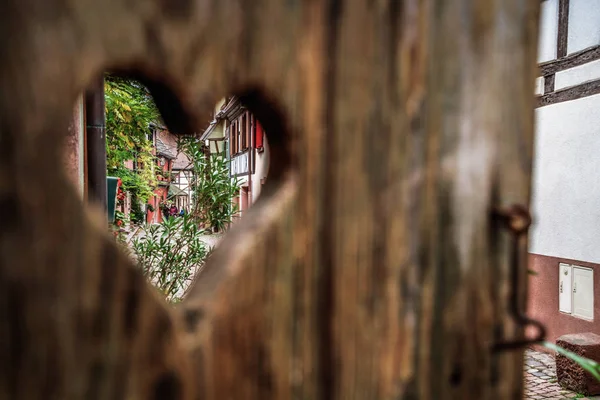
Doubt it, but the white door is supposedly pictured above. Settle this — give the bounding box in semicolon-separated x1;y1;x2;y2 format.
559;263;573;313
572;266;594;320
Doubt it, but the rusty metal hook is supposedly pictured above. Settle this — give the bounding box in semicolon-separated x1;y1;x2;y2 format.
492;204;546;352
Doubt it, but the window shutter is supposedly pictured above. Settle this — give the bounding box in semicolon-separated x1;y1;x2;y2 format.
237;119;242;153
228;125;233;157
240;115;246;150
245;112;251;150
255;120;264;149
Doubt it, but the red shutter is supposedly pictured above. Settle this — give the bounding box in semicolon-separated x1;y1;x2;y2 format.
245;112;251;150
255;120;264;149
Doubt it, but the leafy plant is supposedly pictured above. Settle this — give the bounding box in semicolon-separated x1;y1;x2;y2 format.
105;75;160;207
129;197;146;224
114;210;127;227
179;137;240;232
131;214;208;302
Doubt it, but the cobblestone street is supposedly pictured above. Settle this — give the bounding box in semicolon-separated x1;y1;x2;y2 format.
524;349;600;400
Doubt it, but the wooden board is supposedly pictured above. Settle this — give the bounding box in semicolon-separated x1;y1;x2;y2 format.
0;0;540;398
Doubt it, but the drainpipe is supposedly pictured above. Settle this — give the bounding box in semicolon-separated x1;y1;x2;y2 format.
85;75;107;216
248;113;253;207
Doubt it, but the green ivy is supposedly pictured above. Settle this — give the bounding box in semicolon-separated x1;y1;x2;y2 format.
105;75;159;204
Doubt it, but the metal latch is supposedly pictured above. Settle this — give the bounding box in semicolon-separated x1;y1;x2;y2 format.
492;204;546;352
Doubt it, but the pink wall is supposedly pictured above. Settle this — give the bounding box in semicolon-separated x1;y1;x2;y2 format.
145;157;173;224
528;253;600;346
146;187;168;224
63;97;84;195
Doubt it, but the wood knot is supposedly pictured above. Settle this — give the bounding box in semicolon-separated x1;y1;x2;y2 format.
183;307;205;333
493;204;531;235
160;0;193;20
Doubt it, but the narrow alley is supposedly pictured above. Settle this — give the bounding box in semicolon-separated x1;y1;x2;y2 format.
525;349;600;400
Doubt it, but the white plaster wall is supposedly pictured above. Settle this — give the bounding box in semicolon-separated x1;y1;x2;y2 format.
535;77;545;95
237;175;248;186
251;137;270;203
567;0;600;55
555;58;600;90
538;0;559;63
230;140;269;205
207;121;225;140
174;171;194;209
215;98;226;113
530;93;600;263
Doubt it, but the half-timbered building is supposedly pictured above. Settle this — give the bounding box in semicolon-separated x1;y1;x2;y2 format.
200;97;270;218
529;0;600;342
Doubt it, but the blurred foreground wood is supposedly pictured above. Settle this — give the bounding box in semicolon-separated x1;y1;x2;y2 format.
0;0;540;398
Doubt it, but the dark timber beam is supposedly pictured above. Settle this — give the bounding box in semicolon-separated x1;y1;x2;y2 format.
537;78;600;107
557;0;569;58
540;45;600;75
543;74;555;94
85;75;107;216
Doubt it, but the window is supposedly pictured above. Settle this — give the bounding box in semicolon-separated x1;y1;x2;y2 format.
229;120;239;156
230;111;259;155
237;118;242;152
239;114;245;150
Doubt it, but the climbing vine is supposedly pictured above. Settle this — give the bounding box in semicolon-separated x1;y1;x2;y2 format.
105;75;159;220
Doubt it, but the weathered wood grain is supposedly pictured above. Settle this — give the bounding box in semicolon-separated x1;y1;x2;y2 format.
0;0;540;399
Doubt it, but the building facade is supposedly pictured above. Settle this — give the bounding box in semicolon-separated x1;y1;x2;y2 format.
201;97;270;218
146;127;193;223
171;151;194;212
529;0;600;342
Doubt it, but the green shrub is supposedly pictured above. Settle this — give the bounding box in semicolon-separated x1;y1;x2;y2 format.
179;137;240;232
131;214;209;302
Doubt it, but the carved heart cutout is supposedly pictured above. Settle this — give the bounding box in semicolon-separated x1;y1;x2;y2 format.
0;0;541;399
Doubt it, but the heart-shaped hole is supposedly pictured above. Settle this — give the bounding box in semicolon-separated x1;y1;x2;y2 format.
66;69;292;303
